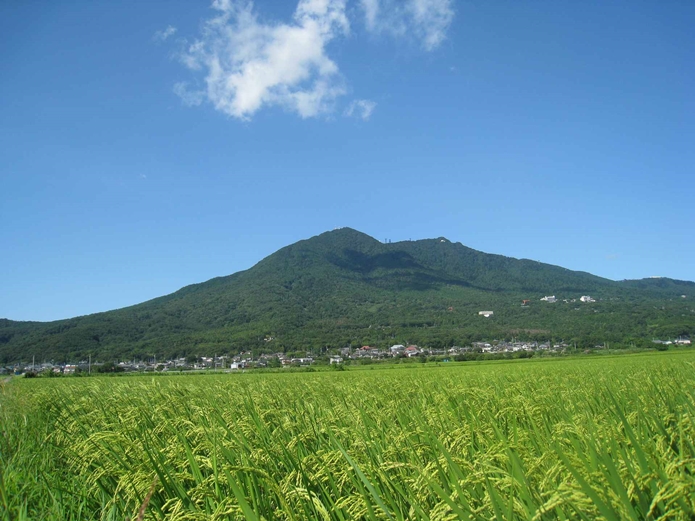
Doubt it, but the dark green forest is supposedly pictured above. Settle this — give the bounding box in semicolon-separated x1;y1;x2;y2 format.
1;228;693;363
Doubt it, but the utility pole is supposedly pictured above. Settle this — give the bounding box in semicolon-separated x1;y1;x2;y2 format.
89;354;91;375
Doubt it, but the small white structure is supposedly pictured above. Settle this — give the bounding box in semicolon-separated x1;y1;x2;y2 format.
580;295;596;303
478;311;494;318
675;338;691;345
540;296;557;303
389;344;405;353
329;356;343;364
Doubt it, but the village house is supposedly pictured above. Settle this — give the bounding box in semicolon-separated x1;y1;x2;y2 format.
404;345;420;357
389;344;405;355
290;357;314;366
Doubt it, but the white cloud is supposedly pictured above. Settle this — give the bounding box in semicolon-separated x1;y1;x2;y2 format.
359;0;454;51
344;99;376;120
153;25;177;43
177;0;350;120
173;82;204;106
361;0;380;31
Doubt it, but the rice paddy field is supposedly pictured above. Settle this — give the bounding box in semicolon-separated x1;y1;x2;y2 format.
2;351;695;520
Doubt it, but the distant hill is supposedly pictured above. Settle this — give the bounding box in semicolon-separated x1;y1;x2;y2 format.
1;228;693;363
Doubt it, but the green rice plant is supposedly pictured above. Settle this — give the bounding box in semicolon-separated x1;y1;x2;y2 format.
1;351;694;520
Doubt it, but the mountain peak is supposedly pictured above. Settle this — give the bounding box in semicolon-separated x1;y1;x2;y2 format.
301;227;382;250
320;227;374;239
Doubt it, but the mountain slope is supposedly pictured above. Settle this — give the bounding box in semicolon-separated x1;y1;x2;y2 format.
1;228;693;363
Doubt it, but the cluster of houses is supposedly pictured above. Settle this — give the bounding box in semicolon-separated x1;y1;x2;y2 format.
653;338;691;346
3;332;691;375
539;295;596;304
334;344;449;362
113;352;318;371
1;352;313;375
478;295;598;317
1;361;70;375
3;345;434;375
336;341;571;359
465;341;567;353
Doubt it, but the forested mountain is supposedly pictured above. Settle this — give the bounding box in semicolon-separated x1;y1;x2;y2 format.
1;228;693;363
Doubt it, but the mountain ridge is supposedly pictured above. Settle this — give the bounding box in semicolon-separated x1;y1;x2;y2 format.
1;228;693;363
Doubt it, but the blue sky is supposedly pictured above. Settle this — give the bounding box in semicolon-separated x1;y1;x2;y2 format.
1;0;694;322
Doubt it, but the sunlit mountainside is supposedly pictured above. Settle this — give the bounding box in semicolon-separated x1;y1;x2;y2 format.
1;228;693;363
